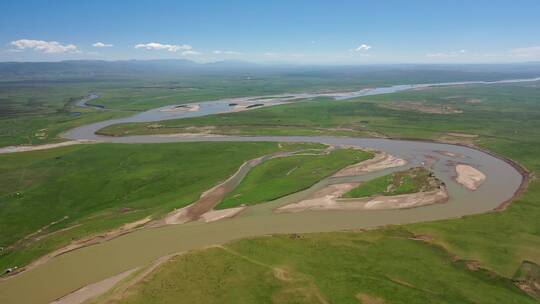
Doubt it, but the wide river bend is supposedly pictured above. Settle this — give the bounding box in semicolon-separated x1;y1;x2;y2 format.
1;77;538;303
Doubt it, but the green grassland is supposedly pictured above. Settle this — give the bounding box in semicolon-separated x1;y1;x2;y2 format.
4;68;538;147
216;149;373;209
0;141;317;272
0;80;129;147
113;229;534;304
0;73;398;147
99;82;540;142
99;81;540;302
3;73;540;301
343;167;441;198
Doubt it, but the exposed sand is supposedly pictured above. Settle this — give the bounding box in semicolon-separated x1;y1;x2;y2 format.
50;268;138;304
277;185;448;213
159;104;200;112
454;164;486;190
0;140;94;154
277;183;360;213
157;148;334;226
160;160;263;225
356;293;386;304
200;207;247;222
333;152;406;177
51;253;178;304
157;156;262;225
2;217;151;280
156;133;224;138
232;102;266;112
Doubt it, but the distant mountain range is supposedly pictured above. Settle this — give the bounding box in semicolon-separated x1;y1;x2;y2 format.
1;59;540;81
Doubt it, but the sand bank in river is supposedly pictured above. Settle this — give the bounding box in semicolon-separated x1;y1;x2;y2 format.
159;104;200;112
156;147;334;226
50;268;138;304
332;152;406;177
50;253;177;304
231;102;267;112
0;140;95;154
156;156;265;226
277;184;448;213
200;207;247;222
454;164;486;190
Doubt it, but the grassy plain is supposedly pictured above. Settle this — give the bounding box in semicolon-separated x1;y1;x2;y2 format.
0;73;395;147
104;81;540;303
99;82;540;142
216;149;373;209
114;229;534;304
4;68;537;147
2;71;540;301
343;167;440;198
0;141;314;272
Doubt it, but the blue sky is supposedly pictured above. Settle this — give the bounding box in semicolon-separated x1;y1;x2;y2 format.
1;0;540;63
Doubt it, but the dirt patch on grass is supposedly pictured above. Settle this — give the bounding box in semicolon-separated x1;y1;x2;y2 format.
466;260;481;271
408;234;435;243
443;96;483;104
381;101;463;114
356;293;385;304
333;152;406;177
513;260;540;300
454;164;486;190
273;267;293;282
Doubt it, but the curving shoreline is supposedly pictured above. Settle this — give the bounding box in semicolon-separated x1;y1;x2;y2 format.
0;78;534;304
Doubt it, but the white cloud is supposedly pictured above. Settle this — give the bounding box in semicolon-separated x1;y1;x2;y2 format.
510;46;540;57
181;50;201;56
264;52;278;57
92;42;113;48
134;42;192;52
354;44;372;51
213;50;243;55
10;39;80;54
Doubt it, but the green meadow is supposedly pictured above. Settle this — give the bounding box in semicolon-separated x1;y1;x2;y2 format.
0;141;314;271
216;149;373;209
343;167;440;198
101;81;540;303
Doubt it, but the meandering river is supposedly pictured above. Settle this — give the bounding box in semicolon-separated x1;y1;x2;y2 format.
1;77;537;304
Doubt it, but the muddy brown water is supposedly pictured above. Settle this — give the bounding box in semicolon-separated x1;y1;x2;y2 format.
0;78;535;304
